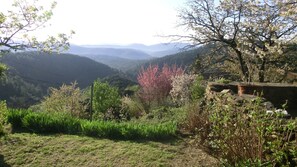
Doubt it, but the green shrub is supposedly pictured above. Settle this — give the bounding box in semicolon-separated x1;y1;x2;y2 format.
190;75;205;101
215;77;232;84
121;96;145;118
0;101;8;135
189;94;297;166
93;80;121;118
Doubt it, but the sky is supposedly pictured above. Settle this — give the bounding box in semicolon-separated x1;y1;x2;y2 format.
1;0;186;45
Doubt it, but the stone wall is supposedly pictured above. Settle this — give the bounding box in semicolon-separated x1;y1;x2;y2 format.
207;82;297;117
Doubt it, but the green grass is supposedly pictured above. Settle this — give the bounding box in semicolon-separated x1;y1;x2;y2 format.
0;133;218;167
7;109;177;140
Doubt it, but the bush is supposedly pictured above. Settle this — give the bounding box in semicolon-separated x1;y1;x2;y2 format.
170;74;202;106
121;96;145;118
188;94;297;166
7;109;177;140
93;80;121;118
190;75;205;101
37;82;89;118
137;64;184;108
0;101;8;135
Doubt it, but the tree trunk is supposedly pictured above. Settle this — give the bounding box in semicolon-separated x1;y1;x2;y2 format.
258;58;266;82
233;48;250;82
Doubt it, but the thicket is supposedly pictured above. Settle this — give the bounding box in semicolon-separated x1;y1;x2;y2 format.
186;94;297;166
7;109;177;140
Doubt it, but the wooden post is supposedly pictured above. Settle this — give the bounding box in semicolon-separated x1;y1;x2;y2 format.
90;83;94;120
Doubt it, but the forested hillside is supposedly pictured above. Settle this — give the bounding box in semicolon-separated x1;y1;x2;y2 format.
126;44;219;79
0;52;119;107
82;54;147;72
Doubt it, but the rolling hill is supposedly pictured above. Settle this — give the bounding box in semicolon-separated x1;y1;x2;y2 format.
0;51;119;107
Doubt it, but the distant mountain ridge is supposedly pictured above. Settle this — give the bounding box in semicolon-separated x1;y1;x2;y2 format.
68;42;188;59
81;42;188;53
66;45;152;60
66;43;189;71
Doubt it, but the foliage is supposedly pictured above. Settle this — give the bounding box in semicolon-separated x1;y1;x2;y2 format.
0;0;73;53
23;112;82;134
0;51;118;110
0;101;8;135
121;96;145;118
39;82;89;118
188;94;297;166
137;64;184;108
190;75;205;101
170;74;205;106
170;74;197;106
0;63;8;78
178;0;297;82
0;73;43;108
127;46;213;80
143;106;188;125
92;80;121;118
0;0;73;77
102;74;137;96
7;109;177;140
215;77;232;84
7;108;30;130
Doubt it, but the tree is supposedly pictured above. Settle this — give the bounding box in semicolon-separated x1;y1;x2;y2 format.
137;64;184;107
0;0;74;76
178;0;297;82
93;80;121;115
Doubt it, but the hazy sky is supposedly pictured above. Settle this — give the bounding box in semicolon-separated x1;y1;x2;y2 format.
2;0;186;45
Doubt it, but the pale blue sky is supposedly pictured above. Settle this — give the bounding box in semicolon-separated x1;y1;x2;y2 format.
2;0;186;45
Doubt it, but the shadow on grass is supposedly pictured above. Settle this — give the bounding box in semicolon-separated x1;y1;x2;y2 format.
10;128;180;146
0;154;11;167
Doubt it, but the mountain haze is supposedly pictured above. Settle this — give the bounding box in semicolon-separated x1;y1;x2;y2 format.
80;43;188;57
67;45;152;60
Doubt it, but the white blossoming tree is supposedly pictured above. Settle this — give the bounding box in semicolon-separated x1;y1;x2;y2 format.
0;0;74;76
178;0;297;82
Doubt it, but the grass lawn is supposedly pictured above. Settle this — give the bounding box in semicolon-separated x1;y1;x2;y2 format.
0;133;217;167
0;133;218;167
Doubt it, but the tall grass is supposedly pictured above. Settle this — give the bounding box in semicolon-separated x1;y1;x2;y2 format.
7;109;177;140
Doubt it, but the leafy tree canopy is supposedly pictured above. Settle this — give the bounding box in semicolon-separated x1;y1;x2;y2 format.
0;0;74;76
177;0;297;82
